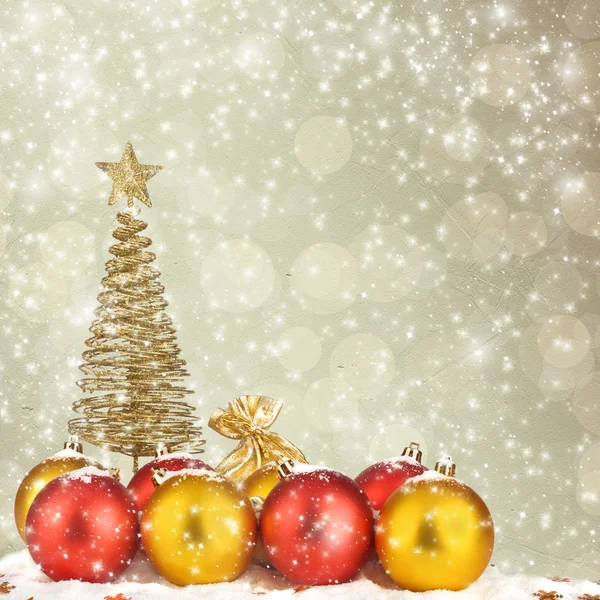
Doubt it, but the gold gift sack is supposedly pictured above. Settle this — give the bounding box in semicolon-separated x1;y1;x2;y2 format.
209;395;306;482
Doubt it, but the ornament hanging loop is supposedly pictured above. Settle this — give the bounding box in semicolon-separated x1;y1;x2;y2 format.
64;435;83;453
277;458;296;479
435;454;456;477
151;467;168;488
155;443;173;458
402;441;423;463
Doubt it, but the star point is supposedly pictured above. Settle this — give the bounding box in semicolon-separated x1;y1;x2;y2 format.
96;141;162;208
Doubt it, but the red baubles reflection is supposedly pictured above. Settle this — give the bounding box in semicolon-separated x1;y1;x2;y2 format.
355;442;428;510
127;451;212;512
26;467;138;583
260;462;373;585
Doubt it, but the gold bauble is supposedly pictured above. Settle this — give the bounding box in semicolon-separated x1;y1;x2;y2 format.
375;472;494;592
241;461;281;568
14;449;99;542
141;469;257;585
241;461;280;499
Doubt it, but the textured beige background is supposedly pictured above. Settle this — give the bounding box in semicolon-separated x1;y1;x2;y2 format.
1;0;599;580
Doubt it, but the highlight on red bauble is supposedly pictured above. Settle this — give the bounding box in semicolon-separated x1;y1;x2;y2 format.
127;452;213;512
25;467;138;583
259;464;373;586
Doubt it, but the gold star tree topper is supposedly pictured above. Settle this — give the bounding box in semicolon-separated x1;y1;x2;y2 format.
96;141;162;208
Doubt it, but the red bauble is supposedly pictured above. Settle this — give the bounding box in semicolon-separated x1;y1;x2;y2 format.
259;465;373;585
354;456;428;510
127;452;212;512
355;456;427;511
26;467;138;583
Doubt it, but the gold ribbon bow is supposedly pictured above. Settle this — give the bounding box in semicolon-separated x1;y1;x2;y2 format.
209;395;307;482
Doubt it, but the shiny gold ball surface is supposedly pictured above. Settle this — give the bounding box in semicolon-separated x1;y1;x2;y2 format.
141;470;257;586
375;474;494;592
240;462;281;568
14;453;98;542
241;462;280;499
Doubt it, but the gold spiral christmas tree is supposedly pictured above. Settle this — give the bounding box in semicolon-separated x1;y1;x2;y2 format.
69;142;204;472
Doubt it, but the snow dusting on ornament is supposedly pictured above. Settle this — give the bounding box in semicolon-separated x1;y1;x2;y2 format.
160;467;225;483
408;468;463;485
371;455;422;469
62;466;112;483
50;448;91;460
289;462;339;475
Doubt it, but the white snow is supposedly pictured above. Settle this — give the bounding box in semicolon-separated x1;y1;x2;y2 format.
1;550;599;600
161;467;227;482
290;463;338;475
50;448;92;460
408;470;461;484
159;451;206;461
62;466;113;483
370;456;423;469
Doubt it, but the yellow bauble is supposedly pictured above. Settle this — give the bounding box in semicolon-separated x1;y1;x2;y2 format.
241;461;280;499
241;462;281;568
14;447;99;542
375;469;494;592
141;469;257;585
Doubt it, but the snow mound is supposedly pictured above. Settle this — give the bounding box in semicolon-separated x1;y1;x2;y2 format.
1;550;599;600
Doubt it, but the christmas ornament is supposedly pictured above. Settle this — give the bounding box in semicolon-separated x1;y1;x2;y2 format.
375;455;494;592
127;443;213;512
141;468;257;585
26;467;138;583
260;460;373;585
241;462;280;568
68;142;205;473
14;436;100;542
209;395;306;483
241;461;280;499
355;442;428;510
